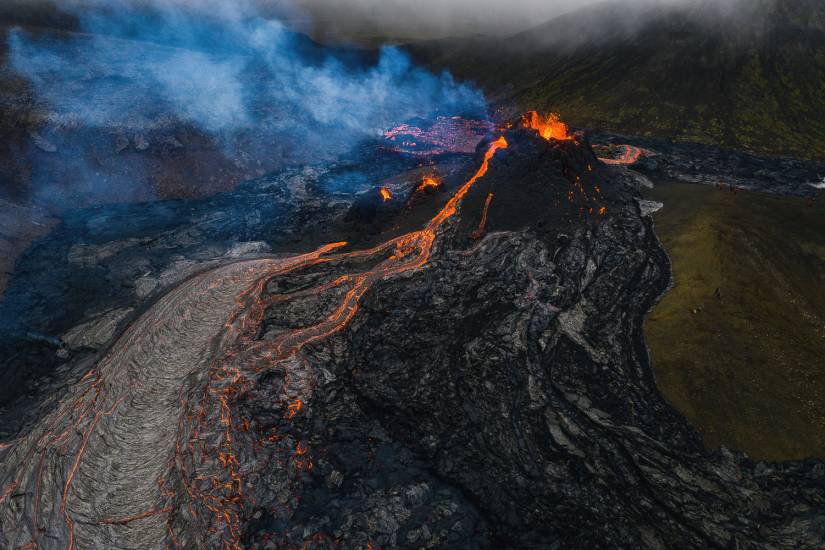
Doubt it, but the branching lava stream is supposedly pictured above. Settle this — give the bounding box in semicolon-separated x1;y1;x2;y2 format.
0;136;509;549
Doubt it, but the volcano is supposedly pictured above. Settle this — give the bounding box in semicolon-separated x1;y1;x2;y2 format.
0;120;822;549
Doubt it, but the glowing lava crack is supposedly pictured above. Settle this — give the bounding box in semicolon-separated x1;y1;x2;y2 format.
0;136;508;549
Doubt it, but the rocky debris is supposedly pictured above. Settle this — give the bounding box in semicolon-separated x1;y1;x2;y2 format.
61;307;133;350
638;199;664;216
624;169;655;189
67;239;143;268
134;275;158;298
0;130;823;549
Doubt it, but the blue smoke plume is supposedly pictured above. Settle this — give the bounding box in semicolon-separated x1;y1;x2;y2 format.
6;0;486;207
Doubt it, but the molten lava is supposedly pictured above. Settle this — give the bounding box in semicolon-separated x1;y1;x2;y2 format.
470;193;494;240
520;111;571;141
286;399;304;419
0;132;515;550
417;175;441;192
379;187;392;202
521;112;643;167
383;116;494;156
598;144;644;165
167;135;510;547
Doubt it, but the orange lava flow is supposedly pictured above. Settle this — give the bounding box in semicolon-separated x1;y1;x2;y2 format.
470;193;494;240
100;507;173;526
0;134;511;548
598;144;643;165
286;399;304;419
378;187;392;202
169;135;510;548
520;111;571;141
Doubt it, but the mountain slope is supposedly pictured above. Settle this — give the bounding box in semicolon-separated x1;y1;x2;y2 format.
413;0;825;160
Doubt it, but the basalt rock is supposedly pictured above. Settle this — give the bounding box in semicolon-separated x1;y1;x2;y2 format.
0;130;823;549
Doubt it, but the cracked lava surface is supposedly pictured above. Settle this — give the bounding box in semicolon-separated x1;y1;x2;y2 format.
0;137;509;549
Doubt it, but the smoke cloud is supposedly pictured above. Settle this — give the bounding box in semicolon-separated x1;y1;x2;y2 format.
4;0;486;206
2;0;763;208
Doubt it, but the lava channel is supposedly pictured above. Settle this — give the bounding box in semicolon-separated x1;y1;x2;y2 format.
0;136;509;549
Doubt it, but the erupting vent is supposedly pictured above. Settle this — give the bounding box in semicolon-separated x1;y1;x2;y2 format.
520;111;571;141
417;175;441;192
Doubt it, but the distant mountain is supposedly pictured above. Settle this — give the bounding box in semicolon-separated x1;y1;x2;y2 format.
412;0;825;160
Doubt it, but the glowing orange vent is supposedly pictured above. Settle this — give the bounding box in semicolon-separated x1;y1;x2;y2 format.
520;111;571;141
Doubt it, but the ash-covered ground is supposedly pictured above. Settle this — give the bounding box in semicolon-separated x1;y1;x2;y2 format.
1;126;823;549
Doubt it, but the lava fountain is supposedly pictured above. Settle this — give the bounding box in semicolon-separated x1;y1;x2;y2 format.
520;111;571;141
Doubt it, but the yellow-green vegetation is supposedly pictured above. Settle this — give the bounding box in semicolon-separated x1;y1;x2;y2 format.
644;182;825;461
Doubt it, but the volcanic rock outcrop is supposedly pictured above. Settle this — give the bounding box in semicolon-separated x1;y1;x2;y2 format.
1;127;824;549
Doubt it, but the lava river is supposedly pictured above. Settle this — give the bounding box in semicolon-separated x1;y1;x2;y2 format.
0;136;508;549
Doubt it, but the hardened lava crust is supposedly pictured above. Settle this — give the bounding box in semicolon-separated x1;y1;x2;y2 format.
1;129;823;549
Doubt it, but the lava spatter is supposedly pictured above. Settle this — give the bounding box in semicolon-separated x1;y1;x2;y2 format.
417;175;441;192
520;111;571;141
